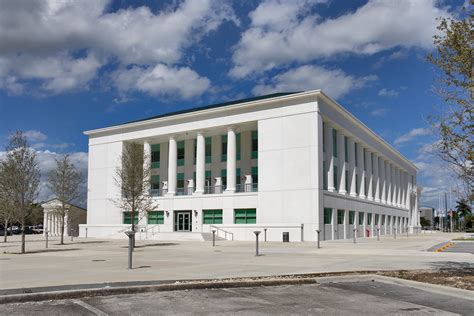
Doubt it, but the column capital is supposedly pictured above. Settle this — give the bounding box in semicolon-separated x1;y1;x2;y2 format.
227;125;237;132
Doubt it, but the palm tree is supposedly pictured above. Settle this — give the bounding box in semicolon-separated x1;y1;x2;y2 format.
456;199;472;231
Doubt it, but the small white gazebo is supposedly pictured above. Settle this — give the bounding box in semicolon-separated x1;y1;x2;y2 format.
41;199;87;237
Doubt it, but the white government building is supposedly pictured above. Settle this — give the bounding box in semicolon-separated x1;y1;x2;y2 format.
80;90;421;241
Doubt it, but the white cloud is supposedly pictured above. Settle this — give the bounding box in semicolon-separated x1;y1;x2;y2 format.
394;128;432;145
0;0;236;96
24;130;47;142
370;108;388;117
112;64;211;99
231;0;450;77
252;65;377;99
378;88;399;97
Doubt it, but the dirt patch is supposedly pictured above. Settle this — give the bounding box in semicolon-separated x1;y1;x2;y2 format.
381;269;474;291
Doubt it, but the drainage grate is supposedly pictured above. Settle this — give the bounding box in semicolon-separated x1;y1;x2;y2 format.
91;259;106;262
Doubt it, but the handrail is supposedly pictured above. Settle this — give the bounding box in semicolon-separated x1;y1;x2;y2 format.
210;225;234;241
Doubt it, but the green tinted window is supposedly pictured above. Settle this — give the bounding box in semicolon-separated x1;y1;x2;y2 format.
337;209;345;224
234;209;256;224
151;144;160;169
151;175;160;190
324;208;332;224
358;212;364;225
332;129;338;157
251;131;258;159
177;141;185;166
349;211;355;225
203;209;223;224
123;212;138;225
148;211;164;224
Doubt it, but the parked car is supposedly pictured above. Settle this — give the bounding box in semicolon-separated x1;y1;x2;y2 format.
0;225;12;236
10;226;21;234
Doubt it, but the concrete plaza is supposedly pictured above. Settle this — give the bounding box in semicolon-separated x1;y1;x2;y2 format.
0;232;473;291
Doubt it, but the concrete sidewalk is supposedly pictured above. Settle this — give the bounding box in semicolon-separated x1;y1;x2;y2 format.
1;233;472;290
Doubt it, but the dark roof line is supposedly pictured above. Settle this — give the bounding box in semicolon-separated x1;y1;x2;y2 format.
113;92;302;127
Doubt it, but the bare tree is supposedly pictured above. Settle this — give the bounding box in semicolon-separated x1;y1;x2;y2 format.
0;179;14;243
0;131;40;253
47;154;84;245
113;142;156;246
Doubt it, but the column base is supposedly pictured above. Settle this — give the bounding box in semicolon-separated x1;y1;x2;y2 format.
375;198;380;203
166;192;176;197
350;192;358;197
193;190;204;196
367;197;374;201
359;195;366;199
224;189;235;194
339;190;347;195
328;187;336;192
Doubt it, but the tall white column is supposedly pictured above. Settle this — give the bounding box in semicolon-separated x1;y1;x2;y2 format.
358;146;366;199
386;163;392;205
380;159;386;204
373;154;380;202
167;136;177;195
225;127;236;192
391;165;396;206
366;150;373;200
43;211;47;236
195;132;205;194
338;132;347;194
47;213;51;235
394;168;400;207
326;124;335;192
348;138;357;197
398;169;403;207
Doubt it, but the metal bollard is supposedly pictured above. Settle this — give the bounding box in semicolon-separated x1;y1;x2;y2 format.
212;230;216;247
85;227;88;238
394;228;397;239
353;227;357;244
301;224;304;242
254;231;261;256
124;230;136;269
377;227;380;241
316;230;320;248
45;230;49;249
264;228;267;242
70;229;74;242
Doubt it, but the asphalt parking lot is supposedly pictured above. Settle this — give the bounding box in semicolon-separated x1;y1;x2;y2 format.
2;278;473;315
443;242;474;254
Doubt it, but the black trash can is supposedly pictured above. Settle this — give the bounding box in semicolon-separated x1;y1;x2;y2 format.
283;232;289;242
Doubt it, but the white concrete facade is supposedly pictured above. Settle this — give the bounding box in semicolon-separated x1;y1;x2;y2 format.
80;90;420;241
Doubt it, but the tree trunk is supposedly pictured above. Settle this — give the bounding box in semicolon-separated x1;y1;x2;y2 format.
3;218;8;243
21;220;26;254
60;213;65;245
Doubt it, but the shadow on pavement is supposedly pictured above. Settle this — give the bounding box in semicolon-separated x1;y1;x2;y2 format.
121;243;179;249
4;248;82;255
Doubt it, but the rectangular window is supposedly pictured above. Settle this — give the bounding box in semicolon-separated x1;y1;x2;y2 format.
345;170;349;192
177;141;185;166
221;135;227;162
344;136;348;162
349;210;355;225
371;153;374;173
221;169;227;186
337;209;345;225
203;209;223;224
123;212;138;225
177;173;184;189
382;215;386;225
236;133;241;160
151;144;160;169
355;174;359;194
251;131;258;159
359;212;364;225
252;166;258;185
368;213;372;225
234;209;256;224
363;148;366;171
332;129;338;157
151;175;160;190
193;140;197;165
205;170;212;187
324;208;332;224
148;211;164;224
375;214;380;226
388;215;391;225
354;143;358;167
236;168;241;185
205;137;212;164
333;165;338;191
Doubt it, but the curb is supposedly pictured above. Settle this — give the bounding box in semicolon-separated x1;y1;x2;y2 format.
0;278;316;304
435;241;454;252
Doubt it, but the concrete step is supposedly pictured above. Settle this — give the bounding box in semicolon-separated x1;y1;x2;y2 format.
146;232;205;241
201;233;225;241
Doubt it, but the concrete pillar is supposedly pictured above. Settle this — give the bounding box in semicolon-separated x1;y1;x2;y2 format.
380;159;386;204
366;150;373;201
195;132;205;194
338;132;347;195
395;168;400;207
348;138;357;197
167;136;177;195
144;140;151;193
225;127;236;192
398;170;403;207
373;154;380;202
386;163;392;205
325;124;335;192
344;209;348;239
358;146;366;199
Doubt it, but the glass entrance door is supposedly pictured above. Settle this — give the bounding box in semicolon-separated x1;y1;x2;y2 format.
175;211;191;231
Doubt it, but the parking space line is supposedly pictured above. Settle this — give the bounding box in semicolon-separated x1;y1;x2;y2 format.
72;299;108;316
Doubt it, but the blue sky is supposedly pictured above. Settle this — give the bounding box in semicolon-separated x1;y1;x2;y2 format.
0;0;466;208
